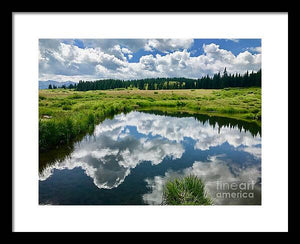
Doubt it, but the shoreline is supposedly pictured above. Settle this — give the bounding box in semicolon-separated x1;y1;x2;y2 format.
39;87;261;152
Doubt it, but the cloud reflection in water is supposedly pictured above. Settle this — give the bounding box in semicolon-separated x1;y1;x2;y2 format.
39;111;261;197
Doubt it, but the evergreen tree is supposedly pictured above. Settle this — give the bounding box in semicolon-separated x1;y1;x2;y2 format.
74;69;261;91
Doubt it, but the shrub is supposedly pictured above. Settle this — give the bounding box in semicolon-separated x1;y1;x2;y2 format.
147;97;155;102
136;101;151;107
62;105;72;110
153;101;177;107
67;94;83;99
176;101;186;107
203;107;217;112
251;108;260;114
255;112;261;120
220;107;236;114
243;113;256;120
87;113;95;125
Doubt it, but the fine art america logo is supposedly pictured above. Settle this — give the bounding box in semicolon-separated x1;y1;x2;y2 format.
216;181;256;199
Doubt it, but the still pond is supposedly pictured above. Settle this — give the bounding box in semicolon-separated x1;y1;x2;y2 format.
39;110;261;205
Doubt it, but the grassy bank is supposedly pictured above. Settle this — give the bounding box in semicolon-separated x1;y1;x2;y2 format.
39;87;261;152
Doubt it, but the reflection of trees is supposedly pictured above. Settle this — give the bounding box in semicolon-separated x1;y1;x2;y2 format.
39;110;129;173
140;110;261;138
39;143;75;173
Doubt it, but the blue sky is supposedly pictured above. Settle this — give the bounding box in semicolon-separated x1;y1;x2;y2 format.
39;38;261;82
188;39;261;55
124;39;261;63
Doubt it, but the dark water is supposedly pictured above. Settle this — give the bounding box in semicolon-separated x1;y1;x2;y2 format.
39;111;261;205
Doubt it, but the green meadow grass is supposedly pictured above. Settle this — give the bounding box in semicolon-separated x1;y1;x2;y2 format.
39;87;261;151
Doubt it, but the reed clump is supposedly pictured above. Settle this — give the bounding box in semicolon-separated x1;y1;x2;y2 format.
162;175;213;205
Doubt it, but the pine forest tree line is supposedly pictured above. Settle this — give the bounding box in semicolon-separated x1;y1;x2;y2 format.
50;68;261;91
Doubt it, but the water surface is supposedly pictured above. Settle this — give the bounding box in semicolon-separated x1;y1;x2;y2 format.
39;111;261;205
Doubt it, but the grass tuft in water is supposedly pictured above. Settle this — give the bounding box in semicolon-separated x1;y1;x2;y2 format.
162;175;213;205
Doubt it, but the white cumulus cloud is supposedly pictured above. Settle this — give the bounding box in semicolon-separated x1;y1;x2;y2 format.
39;39;261;82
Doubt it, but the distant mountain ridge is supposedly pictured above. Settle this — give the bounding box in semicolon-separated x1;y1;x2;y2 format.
39;80;77;90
